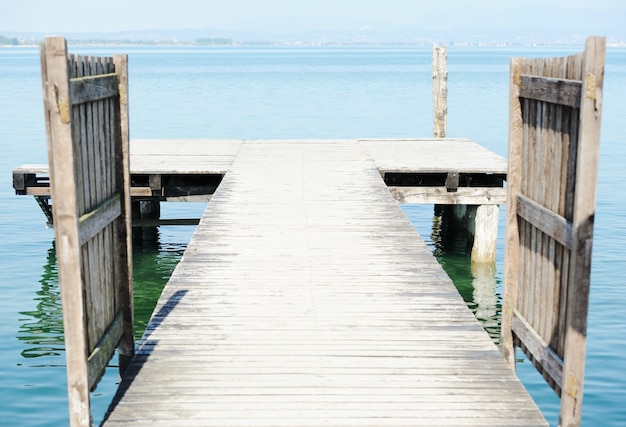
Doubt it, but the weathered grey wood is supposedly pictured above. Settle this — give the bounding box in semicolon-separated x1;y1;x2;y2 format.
15;137;507;200
433;45;448;138
360;138;506;264
359;138;508;174
512;311;563;388
16;137;508;177
519;75;582;108
502;37;605;426
129;138;242;174
41;37;133;427
112;53;134;373
471;204;499;263
87;311;124;390
78;193;121;246
70;73;119;105
389;186;506;205
102;140;545;427
517;194;573;249
41;36;91;427
560;36;606;427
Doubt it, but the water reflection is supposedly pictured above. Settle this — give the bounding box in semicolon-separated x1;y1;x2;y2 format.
16;231;187;362
429;209;502;344
16;245;65;360
18;213;499;358
132;230;187;340
470;262;499;344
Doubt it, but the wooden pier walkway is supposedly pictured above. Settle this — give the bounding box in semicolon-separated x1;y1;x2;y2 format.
101;140;546;426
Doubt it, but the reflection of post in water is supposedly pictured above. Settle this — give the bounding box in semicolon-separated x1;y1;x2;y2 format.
16;243;65;360
132;199;160;245
430;208;501;344
471;261;499;344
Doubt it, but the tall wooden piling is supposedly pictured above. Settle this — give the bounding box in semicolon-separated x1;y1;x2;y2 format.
432;44;448;138
432;44;498;264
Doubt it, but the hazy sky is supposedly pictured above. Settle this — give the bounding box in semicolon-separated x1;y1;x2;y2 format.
2;0;625;37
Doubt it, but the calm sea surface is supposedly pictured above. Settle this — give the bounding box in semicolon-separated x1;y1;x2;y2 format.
1;45;624;426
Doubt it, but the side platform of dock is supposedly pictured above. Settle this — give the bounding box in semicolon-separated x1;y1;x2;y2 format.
13;138;507;260
100;140;546;426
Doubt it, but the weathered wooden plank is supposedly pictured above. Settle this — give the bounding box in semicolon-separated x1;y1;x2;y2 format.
111;53;134;373
107;418;536;427
102;140;544;427
41;36;92;427
389;186;506;205
69;72;119;105
16;138;508;203
360;138;508;174
25;187;51;196
78;193;121;246
511;310;563;388
519;75;582;108
87;310;124;390
517;194;573;249
502;56;524;367
560;36;606;426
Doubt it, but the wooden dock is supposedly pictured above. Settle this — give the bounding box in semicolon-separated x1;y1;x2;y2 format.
100;139;546;426
13;137;507;260
15;137;507;203
24;37;605;426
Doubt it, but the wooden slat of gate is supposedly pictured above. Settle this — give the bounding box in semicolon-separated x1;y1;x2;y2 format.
502;36;605;426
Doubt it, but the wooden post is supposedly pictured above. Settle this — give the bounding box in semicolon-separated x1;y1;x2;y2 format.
501;56;524;369
41;37;92;427
433;44;451;247
470;204;499;263
433;45;498;264
433;44;447;138
440;204;499;264
560;36;606;427
112;54;134;375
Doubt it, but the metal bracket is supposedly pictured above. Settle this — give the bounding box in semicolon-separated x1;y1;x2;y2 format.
445;172;459;192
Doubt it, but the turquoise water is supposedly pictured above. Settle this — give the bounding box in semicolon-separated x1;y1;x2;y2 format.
1;45;625;426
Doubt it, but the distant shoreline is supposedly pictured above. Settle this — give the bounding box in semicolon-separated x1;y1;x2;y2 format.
3;32;626;49
3;41;626;49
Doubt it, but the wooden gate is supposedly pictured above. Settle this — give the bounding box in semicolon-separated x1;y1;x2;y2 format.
40;36;133;427
501;37;605;426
